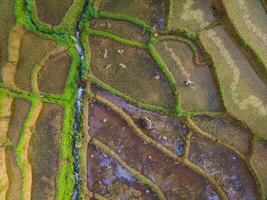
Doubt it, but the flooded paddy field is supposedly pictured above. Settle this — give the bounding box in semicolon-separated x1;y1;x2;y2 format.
87;143;158;199
89;36;174;108
89;18;149;43
35;0;74;26
88;100;220;199
189;133;258;200
92;85;188;157
28;103;63;200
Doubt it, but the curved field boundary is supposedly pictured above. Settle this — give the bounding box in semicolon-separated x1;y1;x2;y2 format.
97;11;155;34
0;96;13;199
91;138;167;200
212;0;267;79
200;27;267;139
88;29;147;49
148;44;180;113
188;117;264;199
15;99;42;200
187;118;246;159
31;47;66;94
1;25;26;89
90;93;228;200
25;0;86;33
156;35;208;66
90;76;172;114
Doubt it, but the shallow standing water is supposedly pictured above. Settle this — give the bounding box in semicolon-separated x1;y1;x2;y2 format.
72;1;90;199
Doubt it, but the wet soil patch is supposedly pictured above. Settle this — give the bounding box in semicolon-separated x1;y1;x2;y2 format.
87;143;158;199
92;85;188;156
192;114;251;155
89;101;219;199
189;132;257;200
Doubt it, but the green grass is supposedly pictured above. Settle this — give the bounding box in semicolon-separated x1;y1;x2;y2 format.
88;28;147;49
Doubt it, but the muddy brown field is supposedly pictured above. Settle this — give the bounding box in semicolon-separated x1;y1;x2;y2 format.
0;0;266;199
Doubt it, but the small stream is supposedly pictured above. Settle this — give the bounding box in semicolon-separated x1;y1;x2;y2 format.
72;1;90;199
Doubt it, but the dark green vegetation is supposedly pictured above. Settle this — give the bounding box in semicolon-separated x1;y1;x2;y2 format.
0;0;266;200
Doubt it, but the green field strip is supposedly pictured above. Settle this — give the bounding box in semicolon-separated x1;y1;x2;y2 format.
0;84;66;105
91;138;167;200
88;29;147;49
15;99;42;200
31;47;66;94
56;101;76;200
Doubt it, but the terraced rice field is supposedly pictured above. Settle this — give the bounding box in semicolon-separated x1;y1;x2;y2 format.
0;0;266;200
